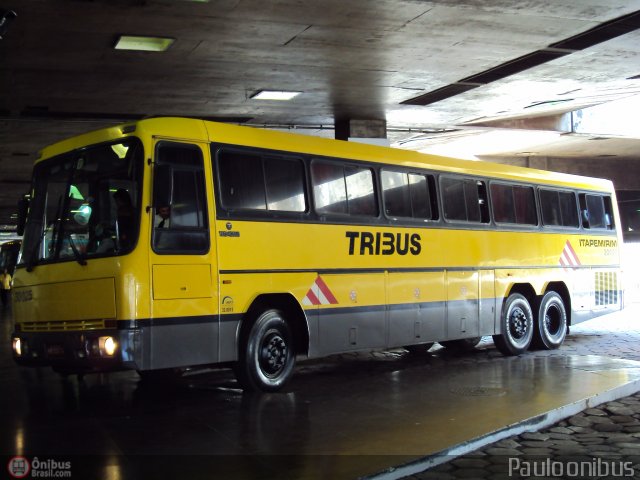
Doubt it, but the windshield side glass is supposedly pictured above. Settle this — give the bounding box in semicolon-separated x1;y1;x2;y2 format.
21;138;143;268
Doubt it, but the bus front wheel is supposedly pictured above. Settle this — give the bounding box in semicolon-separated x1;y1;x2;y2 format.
236;309;296;393
493;294;533;356
533;291;567;350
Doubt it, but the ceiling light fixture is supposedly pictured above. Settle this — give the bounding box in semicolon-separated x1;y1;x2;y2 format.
250;90;301;101
114;35;175;52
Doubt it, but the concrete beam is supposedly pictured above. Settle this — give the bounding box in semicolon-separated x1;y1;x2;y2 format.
335;118;389;146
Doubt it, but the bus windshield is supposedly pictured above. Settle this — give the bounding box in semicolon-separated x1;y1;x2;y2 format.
20;138;143;269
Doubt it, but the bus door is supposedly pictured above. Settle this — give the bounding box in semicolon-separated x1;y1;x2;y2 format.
147;140;219;370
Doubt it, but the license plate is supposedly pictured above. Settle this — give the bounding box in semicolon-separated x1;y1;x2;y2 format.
46;344;65;357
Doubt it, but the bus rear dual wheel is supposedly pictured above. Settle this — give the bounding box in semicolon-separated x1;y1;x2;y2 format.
235;309;296;393
493;292;567;356
533;291;568;350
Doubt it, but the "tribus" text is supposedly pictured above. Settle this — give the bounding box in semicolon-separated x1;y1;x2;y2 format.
345;231;421;256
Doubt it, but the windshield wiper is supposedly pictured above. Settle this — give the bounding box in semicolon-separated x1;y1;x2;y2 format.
60;220;87;267
66;233;87;266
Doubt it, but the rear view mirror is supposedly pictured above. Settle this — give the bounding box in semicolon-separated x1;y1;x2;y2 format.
16;196;29;236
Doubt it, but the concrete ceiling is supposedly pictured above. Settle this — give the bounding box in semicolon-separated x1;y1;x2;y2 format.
1;0;640;230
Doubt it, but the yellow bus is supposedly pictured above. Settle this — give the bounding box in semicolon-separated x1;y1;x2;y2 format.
11;117;623;391
1;239;21;275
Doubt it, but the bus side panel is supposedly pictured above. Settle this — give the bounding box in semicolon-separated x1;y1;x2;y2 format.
317;273;386;355
217;272;318;362
387;271;446;348
479;270;497;336
571;267;622;325
445;271;479;340
563;235;622;325
147;263;218;370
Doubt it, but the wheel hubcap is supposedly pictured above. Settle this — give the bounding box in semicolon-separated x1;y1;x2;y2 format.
259;332;287;377
545;305;561;336
509;307;528;339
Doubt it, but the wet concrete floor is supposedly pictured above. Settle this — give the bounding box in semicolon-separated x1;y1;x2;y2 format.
2;305;640;479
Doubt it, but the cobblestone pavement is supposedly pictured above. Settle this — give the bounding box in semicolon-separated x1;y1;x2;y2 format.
403;304;640;480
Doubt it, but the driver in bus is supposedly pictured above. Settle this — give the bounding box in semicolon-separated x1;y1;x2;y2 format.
155;205;171;228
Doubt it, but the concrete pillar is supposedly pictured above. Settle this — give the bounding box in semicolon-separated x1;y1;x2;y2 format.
334;118;389;146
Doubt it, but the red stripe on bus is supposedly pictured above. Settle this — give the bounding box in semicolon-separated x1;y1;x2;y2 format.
306;289;321;305
316;276;338;304
565;241;581;265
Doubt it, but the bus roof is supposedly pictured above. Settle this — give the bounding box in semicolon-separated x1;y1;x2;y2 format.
37;117;614;192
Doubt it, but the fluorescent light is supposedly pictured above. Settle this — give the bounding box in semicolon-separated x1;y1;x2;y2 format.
114;35;175;52
251;90;302;101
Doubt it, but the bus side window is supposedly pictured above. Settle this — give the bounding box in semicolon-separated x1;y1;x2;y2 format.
381;169;437;221
514;185;537;225
490;183;514;224
559;191;579;228
441;176;488;223
217;150;307;213
311;162;346;215
603;196;615;229
344;166;377;216
218;150;266;210
541;188;579;228
381;170;411;218
540;189;560;226
442;177;466;221
408;174;432;219
311;161;377;217
580;193;614;230
264;156;306;212
491;183;537;225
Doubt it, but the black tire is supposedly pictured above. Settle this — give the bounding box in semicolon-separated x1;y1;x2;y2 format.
533;291;567;350
492;293;534;356
404;342;434;354
440;337;482;351
236;309;296;393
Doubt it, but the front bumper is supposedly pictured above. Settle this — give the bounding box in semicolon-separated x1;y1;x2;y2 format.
11;327;139;373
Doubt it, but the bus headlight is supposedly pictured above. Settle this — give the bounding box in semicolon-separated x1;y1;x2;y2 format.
12;338;22;356
99;336;117;357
